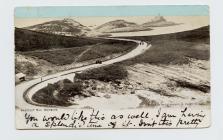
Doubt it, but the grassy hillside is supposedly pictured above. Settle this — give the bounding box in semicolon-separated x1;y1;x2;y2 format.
123;26;210;44
21;47;88;65
15;28;136;65
21;41;135;65
76;41;136;62
15;28;104;52
120;26;210;65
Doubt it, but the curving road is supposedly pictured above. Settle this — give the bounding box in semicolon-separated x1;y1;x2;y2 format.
16;37;151;109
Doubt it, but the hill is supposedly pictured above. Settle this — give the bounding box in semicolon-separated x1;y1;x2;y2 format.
142;16;179;27
123;26;210;44
95;20;152;33
15;28;103;52
95;20;137;32
24;18;91;36
120;26;210;65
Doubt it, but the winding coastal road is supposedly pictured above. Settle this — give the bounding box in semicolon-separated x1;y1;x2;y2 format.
16;38;151;109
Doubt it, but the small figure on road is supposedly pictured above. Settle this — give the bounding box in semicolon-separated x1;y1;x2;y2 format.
96;60;102;64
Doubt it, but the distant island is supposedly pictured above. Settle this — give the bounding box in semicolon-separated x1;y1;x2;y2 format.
142;15;180;27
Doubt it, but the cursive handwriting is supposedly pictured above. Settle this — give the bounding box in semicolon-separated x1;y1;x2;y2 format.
20;107;208;129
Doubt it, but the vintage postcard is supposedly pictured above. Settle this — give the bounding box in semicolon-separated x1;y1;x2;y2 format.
15;6;210;129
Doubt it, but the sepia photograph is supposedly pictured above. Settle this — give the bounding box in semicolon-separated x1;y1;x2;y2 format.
14;6;210;129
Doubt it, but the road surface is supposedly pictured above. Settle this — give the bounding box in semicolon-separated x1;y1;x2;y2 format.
15;37;151;109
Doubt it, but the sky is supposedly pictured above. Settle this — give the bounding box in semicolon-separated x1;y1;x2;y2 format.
15;5;209;18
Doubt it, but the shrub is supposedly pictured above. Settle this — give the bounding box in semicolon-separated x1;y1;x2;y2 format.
76;64;128;82
174;80;210;93
32;79;84;106
15;60;38;76
26;62;38;75
59;82;83;97
63;79;73;84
